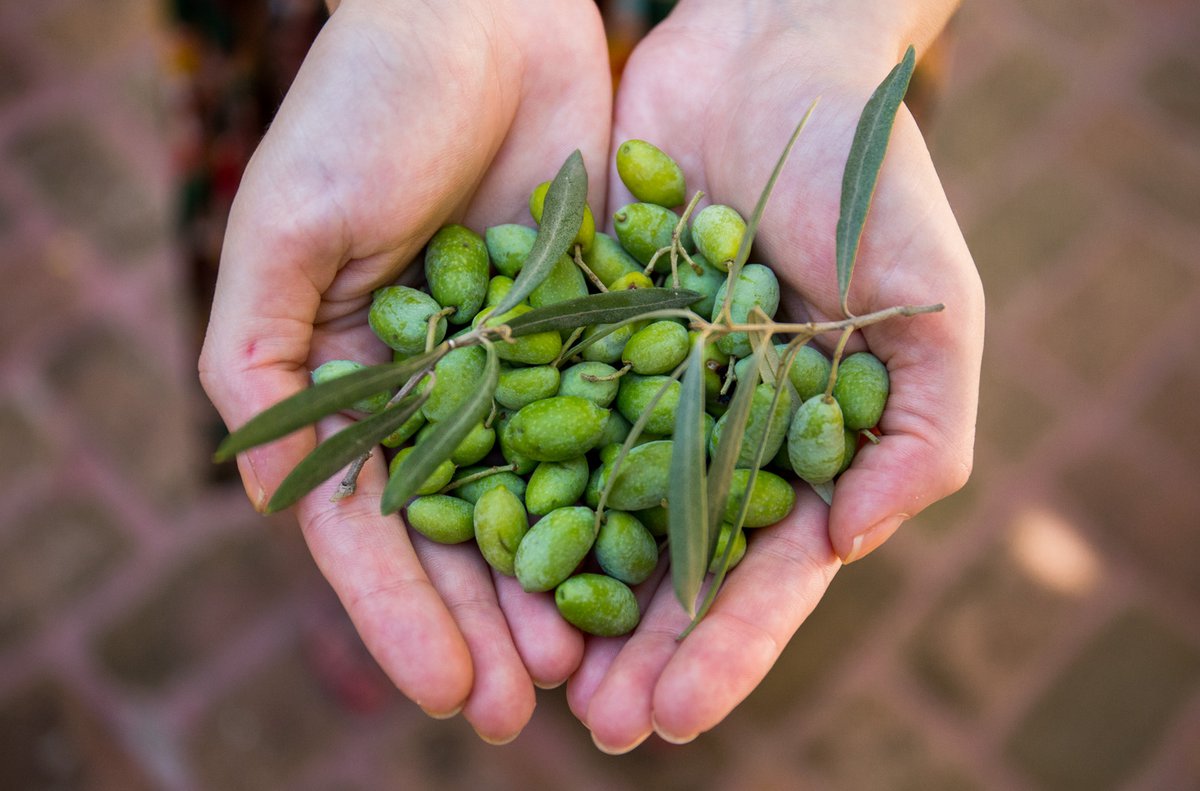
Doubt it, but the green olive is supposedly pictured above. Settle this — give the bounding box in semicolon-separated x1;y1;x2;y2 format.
622;320;689;376
484;223;537;278
406;494;475;544
525;456;590;516
691;204;746;271
474;486;529;576
832;352;889;430
555;573;639;637
615;139;686;208
514;506;597;592
368;285;445;356
595;510;659;585
495;364;561;411
711;264;780;359
787;395;845;484
505;396;609;462
424;224;488;324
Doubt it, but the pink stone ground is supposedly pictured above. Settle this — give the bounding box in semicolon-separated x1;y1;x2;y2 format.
2;1;1199;789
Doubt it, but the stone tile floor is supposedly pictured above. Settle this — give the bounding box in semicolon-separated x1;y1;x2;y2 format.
2;0;1199;788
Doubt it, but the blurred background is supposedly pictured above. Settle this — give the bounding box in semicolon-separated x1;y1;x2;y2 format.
2;0;1199;788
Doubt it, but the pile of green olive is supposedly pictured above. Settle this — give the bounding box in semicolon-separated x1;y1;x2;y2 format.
312;140;889;637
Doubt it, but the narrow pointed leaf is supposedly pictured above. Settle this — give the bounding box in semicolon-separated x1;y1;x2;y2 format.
809;481;835;506
381;343;499;514
504;288;701;337
683;354;794;636
836;45;916;316
668;337;710;616
705;341;764;554
264;393;427;513
490;151;587;317
214;350;441;461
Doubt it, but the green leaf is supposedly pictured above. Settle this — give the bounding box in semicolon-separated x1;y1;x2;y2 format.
264;393;427;513
809;480;835;506
719;99;818;319
683;352;794;637
668;337;710;616
214;350;441;462
504;288;701;337
705;340;764;555
490;151;587;317
380;343;499;514
836;45;916;316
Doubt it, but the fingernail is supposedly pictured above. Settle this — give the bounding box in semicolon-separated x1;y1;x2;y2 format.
840;513;909;564
238;453;269;513
478;729;521;746
591;730;650;755
420;703;463;720
533;678;565;690
651;714;697;745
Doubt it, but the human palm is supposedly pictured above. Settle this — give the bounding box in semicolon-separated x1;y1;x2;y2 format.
199;0;612;743
570;12;983;751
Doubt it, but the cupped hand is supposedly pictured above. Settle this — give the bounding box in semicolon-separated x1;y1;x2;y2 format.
571;0;983;751
198;0;612;743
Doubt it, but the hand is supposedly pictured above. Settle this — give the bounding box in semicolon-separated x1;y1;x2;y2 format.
570;0;983;751
198;0;612;743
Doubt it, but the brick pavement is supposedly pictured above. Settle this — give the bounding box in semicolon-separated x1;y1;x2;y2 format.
1;1;1198;789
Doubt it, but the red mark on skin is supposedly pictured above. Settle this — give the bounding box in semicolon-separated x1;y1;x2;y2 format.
245;340;256;360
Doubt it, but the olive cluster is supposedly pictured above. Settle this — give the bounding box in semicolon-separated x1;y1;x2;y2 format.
312;140;889;637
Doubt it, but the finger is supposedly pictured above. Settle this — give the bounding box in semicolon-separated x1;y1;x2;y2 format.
411;536;537;744
494;573;585;690
582;574;695;753
295;416;473;717
827;121;984;563
565;560;668;724
650;490;838;743
466;3;612;228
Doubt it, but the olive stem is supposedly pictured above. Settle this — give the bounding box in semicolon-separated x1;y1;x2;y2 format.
825;326;855;399
644;190;707;285
425;307;456;353
581;363;631;383
699;302;943;338
573;246;609;293
552;326;587;368
438;463;519;494
331;450;372;502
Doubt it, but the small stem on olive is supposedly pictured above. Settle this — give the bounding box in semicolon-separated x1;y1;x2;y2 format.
438;463;518;494
573;246;608;293
331;450;372;502
825;326;855;398
581;363;631;383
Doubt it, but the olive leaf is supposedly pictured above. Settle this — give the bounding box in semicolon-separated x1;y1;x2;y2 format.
808;480;835;506
719;99;818;318
704;340;764;559
490;151;587;317
380;342;499;514
835;45;916;317
213;349;442;462
504;288;701;337
264;392;428;513
682;336;792;636
668;336;710;616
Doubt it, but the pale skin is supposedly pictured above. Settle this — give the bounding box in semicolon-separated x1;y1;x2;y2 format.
199;0;982;750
